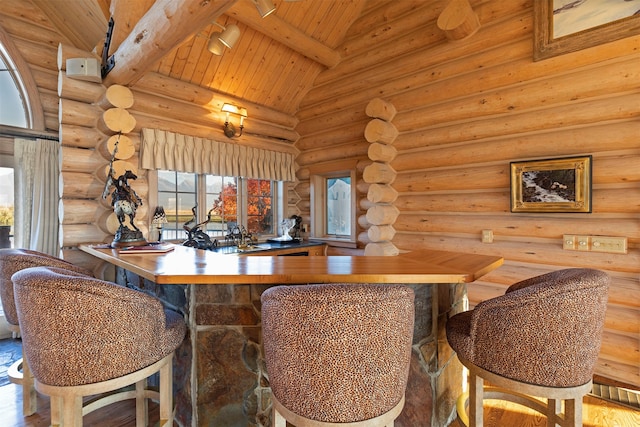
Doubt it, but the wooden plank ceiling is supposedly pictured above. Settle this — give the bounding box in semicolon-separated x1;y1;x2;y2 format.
31;0;367;116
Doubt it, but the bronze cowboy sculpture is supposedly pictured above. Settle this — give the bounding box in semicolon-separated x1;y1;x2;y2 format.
103;169;146;247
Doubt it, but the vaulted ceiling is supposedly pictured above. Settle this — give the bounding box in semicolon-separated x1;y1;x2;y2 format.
30;0;367;116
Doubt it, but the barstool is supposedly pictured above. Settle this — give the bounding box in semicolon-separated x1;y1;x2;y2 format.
446;268;610;427
12;266;186;427
261;283;415;427
0;248;93;416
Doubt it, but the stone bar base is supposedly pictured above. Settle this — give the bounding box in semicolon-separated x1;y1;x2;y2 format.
117;267;467;427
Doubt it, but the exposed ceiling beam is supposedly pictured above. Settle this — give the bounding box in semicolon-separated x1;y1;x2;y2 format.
104;0;238;87
30;0;108;52
226;0;341;68
108;0;155;54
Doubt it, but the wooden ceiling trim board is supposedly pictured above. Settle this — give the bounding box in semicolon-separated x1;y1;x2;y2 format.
267;52;308;113
279;57;322;115
169;37;195;80
310;1;364;47
154;46;178;76
256;45;296;113
30;0;107;52
296;0;330;39
199;53;223;92
190;33;219;88
231;31;288;108
282;52;324;114
103;0;238;86
227;30;268;97
180;32;210;83
226;0;340;68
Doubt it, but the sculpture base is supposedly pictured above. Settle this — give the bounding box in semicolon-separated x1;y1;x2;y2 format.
112;227;147;248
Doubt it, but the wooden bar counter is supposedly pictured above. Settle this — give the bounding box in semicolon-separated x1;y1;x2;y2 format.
80;244;502;427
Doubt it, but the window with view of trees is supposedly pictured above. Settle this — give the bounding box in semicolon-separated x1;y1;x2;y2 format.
157;170;275;241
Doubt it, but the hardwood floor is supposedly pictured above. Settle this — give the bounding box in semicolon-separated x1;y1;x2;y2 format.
2;382;639;427
1;337;638;426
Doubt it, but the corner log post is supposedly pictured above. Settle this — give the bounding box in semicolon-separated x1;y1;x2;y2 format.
363;98;400;257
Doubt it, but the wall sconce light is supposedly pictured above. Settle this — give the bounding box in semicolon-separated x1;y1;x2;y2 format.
254;0;276;18
222;103;248;138
207;23;241;55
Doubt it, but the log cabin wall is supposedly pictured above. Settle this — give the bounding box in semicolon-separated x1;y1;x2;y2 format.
1;0;638;390
295;0;639;388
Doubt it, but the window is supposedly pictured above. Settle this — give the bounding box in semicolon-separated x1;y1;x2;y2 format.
0;166;13;249
311;168;356;247
326;177;351;236
0;44;29;128
154;170;277;241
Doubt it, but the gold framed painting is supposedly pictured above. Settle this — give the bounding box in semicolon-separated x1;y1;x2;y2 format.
534;0;640;61
510;156;592;213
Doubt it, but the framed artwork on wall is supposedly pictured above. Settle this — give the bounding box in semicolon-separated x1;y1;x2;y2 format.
534;0;640;61
510;155;592;213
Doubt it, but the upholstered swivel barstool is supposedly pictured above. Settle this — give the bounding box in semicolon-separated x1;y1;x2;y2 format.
446;268;610;427
0;248;93;416
262;283;415;427
12;266;186;427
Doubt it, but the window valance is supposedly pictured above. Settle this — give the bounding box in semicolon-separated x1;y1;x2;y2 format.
140;128;296;181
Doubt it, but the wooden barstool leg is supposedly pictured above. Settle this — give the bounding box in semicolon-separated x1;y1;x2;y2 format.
135;378;148;427
22;349;37;416
566;398;581;427
62;395;83;427
469;371;484;427
546;398;558;426
50;395;62;427
159;356;173;427
273;407;286;427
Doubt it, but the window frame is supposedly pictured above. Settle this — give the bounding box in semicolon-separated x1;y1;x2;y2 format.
310;167;357;248
148;170;280;242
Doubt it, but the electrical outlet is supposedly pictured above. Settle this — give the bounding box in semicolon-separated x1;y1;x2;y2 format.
591;236;628;254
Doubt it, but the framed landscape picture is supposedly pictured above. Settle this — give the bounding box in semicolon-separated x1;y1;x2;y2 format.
510;156;592;213
534;0;640;61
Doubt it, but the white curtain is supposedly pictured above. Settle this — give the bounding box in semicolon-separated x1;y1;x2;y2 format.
140;128;296;181
14;138;60;256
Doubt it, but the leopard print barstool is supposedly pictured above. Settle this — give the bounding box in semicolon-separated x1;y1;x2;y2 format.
12;266;186;427
0;248;93;416
262;283;415;427
446;268;610;427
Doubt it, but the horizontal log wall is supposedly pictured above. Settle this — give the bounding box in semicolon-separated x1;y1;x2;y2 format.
296;0;639;388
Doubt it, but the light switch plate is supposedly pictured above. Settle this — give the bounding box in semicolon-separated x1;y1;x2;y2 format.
481;229;493;243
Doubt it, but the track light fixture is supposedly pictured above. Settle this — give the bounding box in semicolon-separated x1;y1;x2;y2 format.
254;0;276;18
207;23;241;55
221;103;248;138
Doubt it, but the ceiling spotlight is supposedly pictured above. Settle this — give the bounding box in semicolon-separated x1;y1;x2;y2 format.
254;0;276;18
207;32;225;55
218;24;241;49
